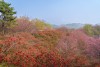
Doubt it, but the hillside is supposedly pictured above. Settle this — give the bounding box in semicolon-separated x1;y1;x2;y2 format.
0;18;99;67
0;1;100;67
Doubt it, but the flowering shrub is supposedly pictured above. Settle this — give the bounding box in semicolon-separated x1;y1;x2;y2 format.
56;30;100;66
0;28;99;67
0;32;67;67
11;17;37;33
33;30;62;49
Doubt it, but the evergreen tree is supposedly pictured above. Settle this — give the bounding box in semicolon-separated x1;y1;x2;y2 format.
0;1;16;34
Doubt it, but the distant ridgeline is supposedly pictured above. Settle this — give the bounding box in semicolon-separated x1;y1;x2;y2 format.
53;23;85;29
65;23;85;29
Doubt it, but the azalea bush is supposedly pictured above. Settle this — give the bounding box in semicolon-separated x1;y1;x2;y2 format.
11;17;37;33
0;26;99;67
33;30;62;49
0;32;66;67
56;29;100;66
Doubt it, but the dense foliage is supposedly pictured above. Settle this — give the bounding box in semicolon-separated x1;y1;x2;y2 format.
83;24;100;37
31;19;52;30
0;1;16;34
0;21;99;67
0;1;100;67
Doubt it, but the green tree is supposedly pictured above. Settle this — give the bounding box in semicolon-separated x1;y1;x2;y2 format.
93;25;100;36
32;19;52;30
0;1;16;34
83;24;94;36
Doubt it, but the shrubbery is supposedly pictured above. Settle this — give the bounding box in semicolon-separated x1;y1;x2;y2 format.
0;27;99;67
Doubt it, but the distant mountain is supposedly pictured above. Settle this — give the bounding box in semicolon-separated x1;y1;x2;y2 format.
65;23;85;29
53;23;85;29
52;25;60;28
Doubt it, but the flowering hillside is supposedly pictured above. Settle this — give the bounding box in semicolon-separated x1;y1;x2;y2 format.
0;18;100;67
0;0;100;67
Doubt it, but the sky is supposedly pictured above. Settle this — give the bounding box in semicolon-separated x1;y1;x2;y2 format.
4;0;100;25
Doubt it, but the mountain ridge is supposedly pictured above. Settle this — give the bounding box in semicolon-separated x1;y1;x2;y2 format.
53;23;85;29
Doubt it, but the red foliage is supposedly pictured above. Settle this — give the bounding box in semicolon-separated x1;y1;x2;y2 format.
11;17;37;33
0;32;67;67
56;30;100;66
3;44;66;67
33;30;62;48
0;29;99;67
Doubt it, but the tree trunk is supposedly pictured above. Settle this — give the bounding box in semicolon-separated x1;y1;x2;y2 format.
1;22;5;34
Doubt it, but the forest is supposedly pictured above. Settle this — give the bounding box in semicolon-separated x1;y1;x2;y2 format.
0;1;100;67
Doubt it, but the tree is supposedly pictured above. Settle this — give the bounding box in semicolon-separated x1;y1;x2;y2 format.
93;25;100;36
83;24;94;36
12;17;37;33
32;19;52;30
0;1;16;34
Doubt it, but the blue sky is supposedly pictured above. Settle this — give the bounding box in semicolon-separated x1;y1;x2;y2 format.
5;0;100;25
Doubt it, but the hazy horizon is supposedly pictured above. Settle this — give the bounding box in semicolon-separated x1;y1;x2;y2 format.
5;0;100;25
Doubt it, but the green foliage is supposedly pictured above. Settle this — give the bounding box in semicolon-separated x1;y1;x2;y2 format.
83;24;94;36
93;25;100;36
83;24;100;36
32;19;52;30
0;1;16;34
